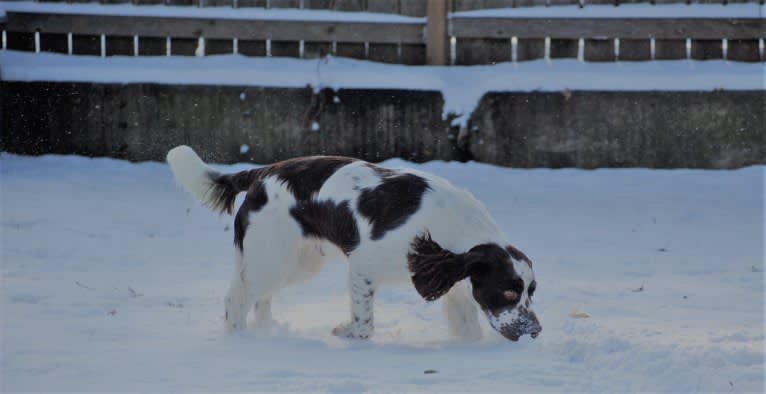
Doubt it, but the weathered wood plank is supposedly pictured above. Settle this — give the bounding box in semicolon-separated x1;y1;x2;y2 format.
40;32;68;53
400;43;426;65
238;39;266;56
304;41;331;58
691;39;723;59
303;0;333;9
726;39;760;62
73;34;100;55
333;0;365;11
203;0;234;6
5;11;425;44
271;40;299;57
138;36;166;56
400;0;427;16
106;35;134;56
517;38;544;61
368;43;399;63
549;38;578;58
452;17;765;40
367;0;399;13
206;38;234;54
618;39;650;61
269;0;299;7
236;0;267;7
457;37;510;65
452;0;484;11
654;38;686;60
584;38;614;61
336;42;366;59
6;31;35;52
426;0;448;65
171;37;198;55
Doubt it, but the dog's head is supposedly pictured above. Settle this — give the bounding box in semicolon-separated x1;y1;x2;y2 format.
407;233;541;341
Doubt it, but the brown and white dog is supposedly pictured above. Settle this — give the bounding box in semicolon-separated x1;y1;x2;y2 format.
167;146;541;341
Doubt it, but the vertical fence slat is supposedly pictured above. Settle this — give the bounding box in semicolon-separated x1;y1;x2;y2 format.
336;42;366;59
138;37;166;56
73;34;101;55
206;39;234;55
512;0;544;7
304;41;331;58
369;43;399;63
549;38;578;59
654;38;686;60
618;39;650;61
691;39;723;60
106;35;134;56
171;37;198;56
584;38;614;61
40;32;68;53
238;39;266;56
727;39;760;62
401;43;426;65
427;0;448;65
517;38;544;61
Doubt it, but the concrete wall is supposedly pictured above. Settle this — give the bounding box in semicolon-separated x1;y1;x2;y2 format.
2;81;764;168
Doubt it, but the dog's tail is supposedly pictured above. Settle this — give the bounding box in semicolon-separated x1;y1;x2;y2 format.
166;145;260;215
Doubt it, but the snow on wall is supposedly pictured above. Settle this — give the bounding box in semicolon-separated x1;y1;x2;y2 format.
1;50;764;127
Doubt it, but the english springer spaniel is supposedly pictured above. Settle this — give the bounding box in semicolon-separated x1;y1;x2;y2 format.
167;146;541;342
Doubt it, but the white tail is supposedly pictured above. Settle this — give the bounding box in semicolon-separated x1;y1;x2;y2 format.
166;145;220;208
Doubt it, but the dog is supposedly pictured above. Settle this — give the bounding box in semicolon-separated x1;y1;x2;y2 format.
167;145;541;341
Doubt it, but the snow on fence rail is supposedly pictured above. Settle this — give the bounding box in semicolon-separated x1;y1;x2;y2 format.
1;1;764;64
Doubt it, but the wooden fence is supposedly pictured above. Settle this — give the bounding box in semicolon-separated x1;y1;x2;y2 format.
2;0;765;64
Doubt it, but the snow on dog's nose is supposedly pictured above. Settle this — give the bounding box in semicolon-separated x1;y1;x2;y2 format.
484;306;541;341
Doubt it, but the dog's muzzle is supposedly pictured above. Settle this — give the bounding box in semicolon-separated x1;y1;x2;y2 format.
483;306;542;341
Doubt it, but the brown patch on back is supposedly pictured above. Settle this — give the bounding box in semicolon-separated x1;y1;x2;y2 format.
260;156;356;201
358;172;430;240
289;200;360;255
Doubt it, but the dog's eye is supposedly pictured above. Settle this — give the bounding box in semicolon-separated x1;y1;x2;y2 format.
528;281;537;297
503;290;519;302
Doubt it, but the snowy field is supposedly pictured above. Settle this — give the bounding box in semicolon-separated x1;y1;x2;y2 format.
1;153;764;392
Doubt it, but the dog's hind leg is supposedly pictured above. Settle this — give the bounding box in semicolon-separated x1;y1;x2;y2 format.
332;269;376;339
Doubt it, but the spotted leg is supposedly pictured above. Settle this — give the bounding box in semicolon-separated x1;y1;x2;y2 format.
333;270;375;339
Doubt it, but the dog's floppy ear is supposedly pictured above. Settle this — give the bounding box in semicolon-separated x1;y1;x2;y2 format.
407;232;481;301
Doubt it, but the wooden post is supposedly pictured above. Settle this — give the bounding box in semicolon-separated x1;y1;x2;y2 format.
426;0;448;65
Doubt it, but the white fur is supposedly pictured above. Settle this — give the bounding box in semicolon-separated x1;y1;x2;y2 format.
168;147;524;341
166;146;219;208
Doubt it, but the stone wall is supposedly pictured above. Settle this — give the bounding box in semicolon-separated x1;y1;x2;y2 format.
2;81;764;168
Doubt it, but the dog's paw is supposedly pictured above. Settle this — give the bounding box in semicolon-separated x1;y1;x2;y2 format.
332;322;371;340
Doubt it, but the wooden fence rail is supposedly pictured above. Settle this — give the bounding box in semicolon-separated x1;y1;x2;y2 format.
2;1;764;64
18;0;766;14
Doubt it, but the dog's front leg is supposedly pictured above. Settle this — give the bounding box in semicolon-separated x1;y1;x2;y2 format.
333;270;375;339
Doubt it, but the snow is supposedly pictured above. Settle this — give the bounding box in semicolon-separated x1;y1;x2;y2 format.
1;153;764;392
2;50;764;128
0;1;424;23
453;3;765;18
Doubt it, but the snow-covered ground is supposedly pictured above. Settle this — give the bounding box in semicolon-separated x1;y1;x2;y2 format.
1;153;763;392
